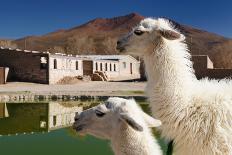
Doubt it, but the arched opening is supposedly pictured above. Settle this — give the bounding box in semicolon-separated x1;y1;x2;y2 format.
105;63;108;71
110;63;112;71
114;64;116;71
100;63;103;71
40;57;47;69
54;59;57;69
95;62;98;71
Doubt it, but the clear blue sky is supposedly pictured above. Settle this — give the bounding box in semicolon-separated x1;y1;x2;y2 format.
0;0;232;39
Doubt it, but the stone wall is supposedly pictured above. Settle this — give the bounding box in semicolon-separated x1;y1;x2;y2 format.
0;49;49;84
192;55;232;79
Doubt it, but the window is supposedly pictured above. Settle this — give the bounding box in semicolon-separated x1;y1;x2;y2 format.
100;63;103;71
54;59;57;69
76;61;79;70
114;64;116;71
40;57;47;69
53;116;57;126
123;62;126;69
105;63;108;71
95;62;98;70
110;63;112;71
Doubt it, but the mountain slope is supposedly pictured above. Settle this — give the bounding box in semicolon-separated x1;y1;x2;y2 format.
13;13;232;68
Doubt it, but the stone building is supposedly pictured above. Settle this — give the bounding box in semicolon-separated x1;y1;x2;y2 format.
78;55;141;81
0;48;49;84
2;47;229;84
0;47;84;84
0;47;141;84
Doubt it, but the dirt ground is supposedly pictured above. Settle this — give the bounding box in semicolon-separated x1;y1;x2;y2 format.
0;81;146;96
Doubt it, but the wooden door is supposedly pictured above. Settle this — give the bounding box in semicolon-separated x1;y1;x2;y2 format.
83;61;93;75
0;67;5;84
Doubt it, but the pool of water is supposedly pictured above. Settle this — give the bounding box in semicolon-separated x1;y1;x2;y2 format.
0;98;168;155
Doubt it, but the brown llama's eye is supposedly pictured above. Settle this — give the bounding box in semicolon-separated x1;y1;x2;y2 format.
134;30;144;36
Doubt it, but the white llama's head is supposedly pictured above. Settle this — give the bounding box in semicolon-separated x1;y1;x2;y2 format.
73;97;161;140
116;18;185;57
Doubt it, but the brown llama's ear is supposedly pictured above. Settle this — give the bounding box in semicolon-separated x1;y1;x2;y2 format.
158;30;181;40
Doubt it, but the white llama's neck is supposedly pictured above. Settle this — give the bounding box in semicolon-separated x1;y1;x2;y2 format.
144;39;196;105
111;126;160;155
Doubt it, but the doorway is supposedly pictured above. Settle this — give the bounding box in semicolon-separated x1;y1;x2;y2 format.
83;60;93;76
0;67;5;84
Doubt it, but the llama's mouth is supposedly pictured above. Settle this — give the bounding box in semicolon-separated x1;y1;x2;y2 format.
75;124;85;132
116;45;128;53
73;123;86;132
116;46;125;52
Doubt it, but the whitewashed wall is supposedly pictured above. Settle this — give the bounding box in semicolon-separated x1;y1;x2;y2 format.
91;56;140;80
49;55;83;84
93;60;120;78
118;56;140;79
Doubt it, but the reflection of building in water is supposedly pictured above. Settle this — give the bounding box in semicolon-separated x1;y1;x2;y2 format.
48;102;82;130
0;103;9;118
0;102;82;135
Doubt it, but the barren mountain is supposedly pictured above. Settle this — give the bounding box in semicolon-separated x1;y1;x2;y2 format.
13;13;144;55
12;13;232;68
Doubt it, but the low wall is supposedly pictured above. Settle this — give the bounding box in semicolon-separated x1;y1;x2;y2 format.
196;69;232;79
192;55;232;79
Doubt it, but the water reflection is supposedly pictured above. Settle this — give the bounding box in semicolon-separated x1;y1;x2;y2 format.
0;99;148;136
0;103;9;118
0;101;97;135
0;99;167;155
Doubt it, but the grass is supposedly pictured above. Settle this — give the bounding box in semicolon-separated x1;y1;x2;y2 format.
113;90;145;96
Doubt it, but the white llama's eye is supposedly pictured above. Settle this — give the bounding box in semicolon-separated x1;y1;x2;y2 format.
134;30;144;36
95;110;105;117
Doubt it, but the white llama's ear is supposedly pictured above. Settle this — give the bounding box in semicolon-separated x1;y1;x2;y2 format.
158;29;181;40
119;113;143;132
142;112;162;127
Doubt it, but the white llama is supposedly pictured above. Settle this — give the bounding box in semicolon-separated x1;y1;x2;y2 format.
116;18;232;155
73;97;163;155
